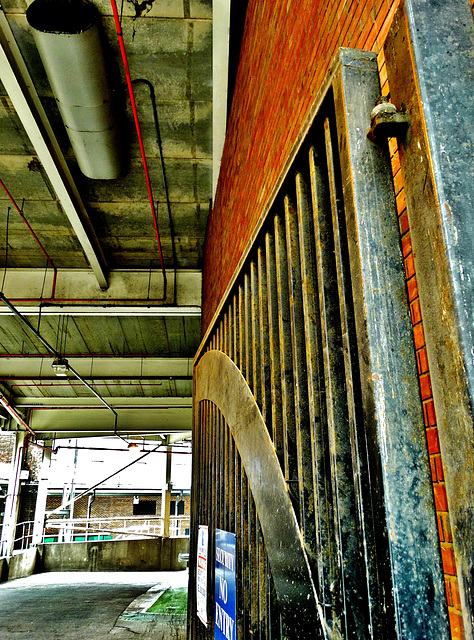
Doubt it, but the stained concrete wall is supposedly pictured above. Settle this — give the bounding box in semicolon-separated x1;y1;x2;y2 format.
39;537;189;572
7;547;41;581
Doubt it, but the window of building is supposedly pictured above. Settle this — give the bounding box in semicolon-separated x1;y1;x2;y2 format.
132;499;156;516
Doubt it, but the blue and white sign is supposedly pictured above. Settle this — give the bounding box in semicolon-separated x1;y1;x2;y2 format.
197;525;208;626
214;529;236;640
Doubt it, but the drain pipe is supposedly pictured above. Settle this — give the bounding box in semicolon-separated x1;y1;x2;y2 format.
26;0;122;180
0;394;36;438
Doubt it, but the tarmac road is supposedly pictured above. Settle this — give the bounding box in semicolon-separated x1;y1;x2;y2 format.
0;570;188;639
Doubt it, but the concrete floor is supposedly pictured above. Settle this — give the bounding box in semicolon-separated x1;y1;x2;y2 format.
0;570;188;639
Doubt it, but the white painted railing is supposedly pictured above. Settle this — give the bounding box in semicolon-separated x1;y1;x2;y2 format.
43;515;190;543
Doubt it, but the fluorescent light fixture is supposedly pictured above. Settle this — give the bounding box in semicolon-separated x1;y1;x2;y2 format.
52;357;69;377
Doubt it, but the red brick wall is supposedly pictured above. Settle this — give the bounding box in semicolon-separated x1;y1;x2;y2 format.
203;0;401;330
45;493;190;519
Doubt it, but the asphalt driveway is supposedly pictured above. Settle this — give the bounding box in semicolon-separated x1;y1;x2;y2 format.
0;570;188;639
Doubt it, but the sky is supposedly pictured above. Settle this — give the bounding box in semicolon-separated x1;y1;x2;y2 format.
45;436;192;492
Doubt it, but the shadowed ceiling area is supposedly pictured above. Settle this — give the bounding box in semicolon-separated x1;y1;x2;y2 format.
0;0;216;443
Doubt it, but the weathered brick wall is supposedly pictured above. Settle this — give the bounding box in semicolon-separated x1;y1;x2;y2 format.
203;0;401;330
25;444;42;482
0;433;14;464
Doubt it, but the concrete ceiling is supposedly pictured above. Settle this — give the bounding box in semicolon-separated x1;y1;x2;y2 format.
0;0;221;443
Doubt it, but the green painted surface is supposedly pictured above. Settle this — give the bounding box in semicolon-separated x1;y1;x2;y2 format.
147;587;188;614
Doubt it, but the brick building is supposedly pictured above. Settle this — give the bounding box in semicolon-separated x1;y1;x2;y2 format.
0;1;471;639
189;1;474;639
44;490;191;540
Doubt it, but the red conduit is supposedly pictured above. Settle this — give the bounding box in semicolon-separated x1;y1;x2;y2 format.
0;395;36;437
0;177;57;299
110;0;166;296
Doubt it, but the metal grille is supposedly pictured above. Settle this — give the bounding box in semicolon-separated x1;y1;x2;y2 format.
191;400;280;639
189;49;448;640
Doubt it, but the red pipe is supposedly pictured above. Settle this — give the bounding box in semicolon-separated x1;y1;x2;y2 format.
0;177;57;299
0;395;36;437
110;0;166;297
1;296;169;304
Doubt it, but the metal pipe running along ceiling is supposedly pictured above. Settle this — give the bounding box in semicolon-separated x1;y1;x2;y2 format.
26;0;122;180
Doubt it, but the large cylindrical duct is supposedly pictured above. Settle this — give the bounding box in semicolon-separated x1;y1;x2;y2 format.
26;0;122;179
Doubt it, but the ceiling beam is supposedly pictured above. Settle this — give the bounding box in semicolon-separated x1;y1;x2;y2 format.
14;397;192;408
0;357;193;379
0;10;108;288
28;406;192;434
0;269;201;309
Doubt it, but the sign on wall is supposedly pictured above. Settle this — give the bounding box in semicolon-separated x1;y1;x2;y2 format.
197;524;208;626
215;529;236;640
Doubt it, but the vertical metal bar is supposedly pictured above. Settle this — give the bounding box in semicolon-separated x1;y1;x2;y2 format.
284;192;314;540
232;294;239;368
228;300;234;361
309;117;368;637
308;145;342;621
222;314;228;355
229;432;235;533
239;285;246;378
249;495;258;638
296;160;336;620
266;231;284;465
217;410;223;531
242;470;250;638
274;214;298;498
188;397;202;640
218;321;223;351
235;452;244;640
258;522;268;640
257;245;272;433
325;113;387;635
250;259;261;402
244;272;252;389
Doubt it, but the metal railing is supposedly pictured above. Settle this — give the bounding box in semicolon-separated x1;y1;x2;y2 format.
43;515;190;543
13;520;34;553
0;515;190;556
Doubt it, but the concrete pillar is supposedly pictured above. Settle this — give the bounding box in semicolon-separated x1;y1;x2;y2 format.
0;431;26;557
32;445;52;546
161;446;172;538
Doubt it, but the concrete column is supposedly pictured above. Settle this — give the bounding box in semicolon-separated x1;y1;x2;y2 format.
0;431;26;557
32;445;52;546
161;446;172;538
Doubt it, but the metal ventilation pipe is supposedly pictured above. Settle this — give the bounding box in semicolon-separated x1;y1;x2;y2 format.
26;0;122;179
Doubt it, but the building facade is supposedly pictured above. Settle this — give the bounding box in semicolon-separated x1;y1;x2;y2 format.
189;1;474;639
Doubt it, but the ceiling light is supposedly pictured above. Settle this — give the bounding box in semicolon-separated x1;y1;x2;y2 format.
52;357;69;377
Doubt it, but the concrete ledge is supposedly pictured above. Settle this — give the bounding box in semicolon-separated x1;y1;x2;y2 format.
39;537;189;572
0;557;9;582
8;547;41;581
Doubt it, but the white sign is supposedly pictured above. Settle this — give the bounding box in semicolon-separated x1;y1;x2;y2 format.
197;525;208;626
